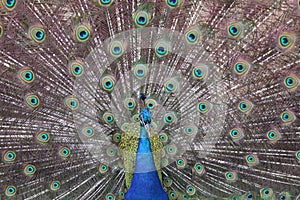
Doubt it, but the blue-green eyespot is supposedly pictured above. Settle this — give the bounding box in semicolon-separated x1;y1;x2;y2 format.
109;41;124;57
194;162;205;176
229;128;244;141
97;0;113;7
245;154;259;167
197;100;212;114
284;75;299;91
3;150;16;163
64;96;79;110
29;25;46;43
278;33;295;49
5;185;17;197
228;23;243;38
186;185;196;196
280;110;296;123
238;100;253;113
166;0;183;8
18;68;35;83
101;75;115;91
225;171;237;183
99;163;109;173
36;131;50;143
74;24;91;42
50;180;60;191
70;60;84;77
59;147;71;158
103;112;115;124
25;94;40;108
234;60;251;76
24;164;36;176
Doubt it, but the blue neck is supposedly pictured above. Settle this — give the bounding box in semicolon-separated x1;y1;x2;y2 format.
125;125;168;200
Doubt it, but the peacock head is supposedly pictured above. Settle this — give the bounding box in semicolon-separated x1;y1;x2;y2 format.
140;108;151;126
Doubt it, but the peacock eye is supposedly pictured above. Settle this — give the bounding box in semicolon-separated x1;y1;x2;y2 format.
295;150;300;161
225;171;237;182
37;132;50;143
145;99;157;110
156;46;167;55
246;193;253;199
65;96;79;110
105;193;115;200
74;24;91;42
155;40;171;57
134;11;150;27
193;67;203;78
231;195;237;200
70;60;84;77
4;0;17;10
29;26;46;43
194;162;205;176
185;28;201;44
5;185;16;197
50;181;60;191
197;100;212;114
59;147;71;158
260;188;273;197
109;41;124;57
164;78;179;93
124;98;136;110
228;24;241;37
277;33;296;51
106;146;116;157
97;0;113;7
284;75;299;90
166;0;183;8
133;63;148;79
166;144;177;155
24;164;36;176
163;177;173;187
266;129;281;143
113;133;122;143
186;185;196;195
82;127;94;137
238;100;253;113
192;64;208;80
280;110;296;123
119;191;125;197
278;192;291;200
184;125;198;136
158;132;168;143
181;193;188;199
169;191;177;199
25;94;40;108
164;112;177;124
280;36;290;47
3;150;16;163
99;163;109;173
19;68;35;83
101;75;115;91
245;154;259;167
229;128;244;142
103;112;115;124
234;60;251;76
176;157;187;168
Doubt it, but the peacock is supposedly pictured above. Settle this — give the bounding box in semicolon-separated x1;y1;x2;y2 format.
0;0;300;199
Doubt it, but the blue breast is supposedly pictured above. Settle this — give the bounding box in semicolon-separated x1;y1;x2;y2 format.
125;109;168;200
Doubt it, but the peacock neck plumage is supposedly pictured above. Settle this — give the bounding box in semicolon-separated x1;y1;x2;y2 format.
125;109;168;200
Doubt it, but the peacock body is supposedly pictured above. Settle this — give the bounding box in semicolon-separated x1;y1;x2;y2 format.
0;0;300;199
